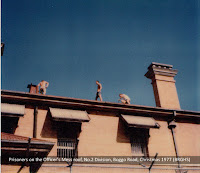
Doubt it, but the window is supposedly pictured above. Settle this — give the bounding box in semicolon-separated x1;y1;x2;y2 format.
120;114;159;157
1;103;25;134
130;128;149;157
57;138;78;158
1;117;19;134
55;122;80;159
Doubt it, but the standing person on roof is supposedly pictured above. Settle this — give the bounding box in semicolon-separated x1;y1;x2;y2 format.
38;80;49;95
118;94;131;104
95;80;103;101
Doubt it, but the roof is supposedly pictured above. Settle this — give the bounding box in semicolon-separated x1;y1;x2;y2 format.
1;132;54;145
1;90;200;123
50;107;90;122
1;132;54;166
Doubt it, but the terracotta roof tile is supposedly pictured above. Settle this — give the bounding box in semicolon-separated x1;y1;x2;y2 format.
1;132;53;144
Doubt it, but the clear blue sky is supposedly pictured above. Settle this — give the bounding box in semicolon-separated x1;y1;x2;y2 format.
1;0;200;111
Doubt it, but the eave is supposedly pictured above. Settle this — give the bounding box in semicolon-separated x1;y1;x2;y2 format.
1;90;200;123
1;132;55;165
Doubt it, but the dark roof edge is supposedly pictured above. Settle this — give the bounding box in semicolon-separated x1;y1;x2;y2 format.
1;90;200;118
2;139;55;145
1;132;55;146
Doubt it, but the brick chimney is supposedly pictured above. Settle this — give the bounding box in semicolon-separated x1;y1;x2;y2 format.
27;83;39;94
145;62;180;109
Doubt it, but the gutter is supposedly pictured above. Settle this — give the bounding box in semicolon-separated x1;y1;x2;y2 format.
2;139;55;145
1;90;200;122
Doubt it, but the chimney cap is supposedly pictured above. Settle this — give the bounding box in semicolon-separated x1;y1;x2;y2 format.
148;62;173;70
145;62;178;79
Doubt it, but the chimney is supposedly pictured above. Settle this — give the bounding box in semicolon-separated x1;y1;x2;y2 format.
145;62;180;109
27;83;39;94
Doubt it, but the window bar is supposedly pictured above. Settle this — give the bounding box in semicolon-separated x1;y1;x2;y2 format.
57;138;77;159
65;141;67;158
60;140;62;158
62;140;63;158
67;140;69;158
73;140;74;158
58;140;59;157
69;141;71;158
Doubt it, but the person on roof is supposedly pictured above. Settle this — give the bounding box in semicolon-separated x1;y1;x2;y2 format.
95;80;103;101
118;94;131;104
38;80;49;95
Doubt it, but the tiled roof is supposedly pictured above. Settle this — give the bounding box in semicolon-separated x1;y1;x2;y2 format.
1;132;54;144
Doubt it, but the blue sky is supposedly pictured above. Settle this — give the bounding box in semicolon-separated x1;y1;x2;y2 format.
1;0;200;111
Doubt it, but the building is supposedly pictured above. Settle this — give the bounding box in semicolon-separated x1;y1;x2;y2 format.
1;62;200;173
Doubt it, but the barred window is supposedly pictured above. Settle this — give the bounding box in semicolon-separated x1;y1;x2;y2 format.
130;128;149;157
57;138;77;158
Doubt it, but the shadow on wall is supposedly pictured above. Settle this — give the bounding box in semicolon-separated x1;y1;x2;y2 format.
41;112;57;138
116;119;130;143
2;116;19;134
41;112;82;139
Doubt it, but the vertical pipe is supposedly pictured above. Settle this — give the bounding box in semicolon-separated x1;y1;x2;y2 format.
169;111;180;168
33;106;38;138
171;128;180;168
